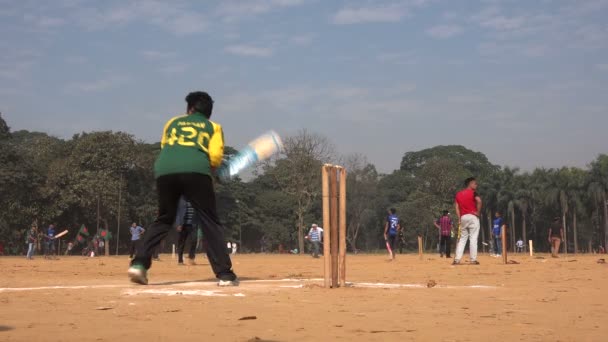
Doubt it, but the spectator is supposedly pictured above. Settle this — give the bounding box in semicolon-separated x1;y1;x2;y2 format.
129;223;145;259
516;239;524;253
175;197;200;265
65;241;74;255
434;211;453;258
305;224;324;258
26;225;37;260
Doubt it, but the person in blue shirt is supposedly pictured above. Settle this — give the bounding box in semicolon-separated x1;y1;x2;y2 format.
305;224;324;258
492;212;505;256
384;208;401;260
129;223;145;259
175;196;201;265
44;224;56;259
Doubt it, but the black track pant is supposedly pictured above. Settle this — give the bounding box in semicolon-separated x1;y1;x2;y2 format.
178;224;197;263
129;240;141;258
440;235;452;258
131;173;236;281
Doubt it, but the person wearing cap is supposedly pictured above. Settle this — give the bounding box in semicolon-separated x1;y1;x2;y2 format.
492;211;506;257
434;210;453;258
305;224;324;258
548;217;564;258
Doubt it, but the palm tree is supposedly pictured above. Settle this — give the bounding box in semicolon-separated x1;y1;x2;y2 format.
589;155;608;250
543;168;569;254
515;188;532;252
566;168;586;253
589;182;604;249
497;167;519;252
480;174;500;252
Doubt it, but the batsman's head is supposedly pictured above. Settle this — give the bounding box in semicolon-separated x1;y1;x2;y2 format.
464;177;477;190
186;91;214;118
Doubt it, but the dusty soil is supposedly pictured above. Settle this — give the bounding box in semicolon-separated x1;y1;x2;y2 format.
1;253;607;342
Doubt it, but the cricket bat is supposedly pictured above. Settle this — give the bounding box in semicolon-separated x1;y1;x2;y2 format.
217;130;283;182
54;230;68;239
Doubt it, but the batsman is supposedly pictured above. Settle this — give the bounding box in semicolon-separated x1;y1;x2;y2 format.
128;91;238;286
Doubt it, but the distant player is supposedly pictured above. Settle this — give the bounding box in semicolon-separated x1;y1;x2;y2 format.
384;208;401;260
128;91;238;286
26;225;37;260
129;223;145;259
44;224;56;259
453;177;482;265
175;196;199;265
305;224;323;258
492;212;505;257
548;217;564;258
434;211;453;258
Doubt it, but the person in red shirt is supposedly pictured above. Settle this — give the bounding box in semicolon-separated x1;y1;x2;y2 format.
453;177;482;265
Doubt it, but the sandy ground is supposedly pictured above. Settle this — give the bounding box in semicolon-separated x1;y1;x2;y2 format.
1;252;607;342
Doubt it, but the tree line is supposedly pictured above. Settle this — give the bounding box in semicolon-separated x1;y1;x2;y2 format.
1;113;606;255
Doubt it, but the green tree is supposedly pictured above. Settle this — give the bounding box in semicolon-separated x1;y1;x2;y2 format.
262;130;335;253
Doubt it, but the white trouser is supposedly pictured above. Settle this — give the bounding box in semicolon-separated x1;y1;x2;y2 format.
455;214;480;262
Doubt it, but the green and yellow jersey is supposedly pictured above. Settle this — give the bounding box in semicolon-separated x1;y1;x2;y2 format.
154;112;224;178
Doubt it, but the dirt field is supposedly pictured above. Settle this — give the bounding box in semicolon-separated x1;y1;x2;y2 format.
1;253;607;342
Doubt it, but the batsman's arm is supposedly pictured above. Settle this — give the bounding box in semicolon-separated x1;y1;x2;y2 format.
383;221;388;240
208;122;225;169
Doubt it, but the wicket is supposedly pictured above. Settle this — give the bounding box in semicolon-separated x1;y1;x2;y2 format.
322;164;347;288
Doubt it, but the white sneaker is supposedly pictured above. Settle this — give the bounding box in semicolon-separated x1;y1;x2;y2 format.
218;279;240;287
128;265;148;285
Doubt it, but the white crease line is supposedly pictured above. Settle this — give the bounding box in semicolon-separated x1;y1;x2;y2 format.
0;280;498;293
122;289;244;297
348;282;498;289
0;285;124;292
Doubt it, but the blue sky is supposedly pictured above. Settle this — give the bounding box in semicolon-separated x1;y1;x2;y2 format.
1;0;607;173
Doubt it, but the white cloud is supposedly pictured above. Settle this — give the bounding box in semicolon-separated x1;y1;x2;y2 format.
225;44;274;57
426;25;464;38
332;5;407;25
479;15;525;31
376;52;417;65
216;0;306;22
447;95;485;104
65;55;87;64
0;61;35;80
161;12;207;35
289;33;315;46
598;63;608;71
65;74;129;93
141;50;176;60
74;1;207;35
159;64;189;74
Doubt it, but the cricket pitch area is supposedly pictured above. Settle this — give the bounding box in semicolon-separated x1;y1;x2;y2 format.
1;254;606;341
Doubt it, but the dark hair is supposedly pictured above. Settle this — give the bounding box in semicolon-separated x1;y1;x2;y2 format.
464;177;476;187
496;211;501;215
442;210;449;215
390;208;396;214
185;91;214;118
